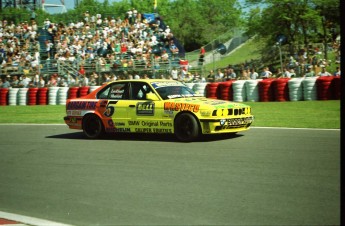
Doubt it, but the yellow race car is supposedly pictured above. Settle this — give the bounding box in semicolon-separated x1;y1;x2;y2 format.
64;79;254;142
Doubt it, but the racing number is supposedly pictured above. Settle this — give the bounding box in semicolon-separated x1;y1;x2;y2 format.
103;101;117;117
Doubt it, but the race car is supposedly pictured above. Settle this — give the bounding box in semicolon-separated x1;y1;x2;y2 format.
64;79;254;142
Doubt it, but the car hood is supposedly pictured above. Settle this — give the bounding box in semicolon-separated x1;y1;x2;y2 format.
164;97;249;109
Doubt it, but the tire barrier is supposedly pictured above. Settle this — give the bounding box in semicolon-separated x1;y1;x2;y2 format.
28;88;39;105
302;77;317;101
0;80;340;106
258;79;274;102
58;87;69;105
232;80;247;102
8;88;19;106
68;87;79;99
37;87;48;105
205;82;219;99
78;86;90;98
272;78;290;102
245;79;260;102
192;83;207;96
18;88;28;105
48;87;60;105
316;76;335;100
288;78;304;101
218;81;233;101
0;88;9;106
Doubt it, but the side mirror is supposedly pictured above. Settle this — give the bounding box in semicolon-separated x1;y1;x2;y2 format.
146;92;160;101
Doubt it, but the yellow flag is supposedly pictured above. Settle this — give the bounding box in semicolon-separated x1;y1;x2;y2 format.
154;0;157;10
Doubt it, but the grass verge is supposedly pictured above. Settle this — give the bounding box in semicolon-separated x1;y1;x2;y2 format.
0;100;340;129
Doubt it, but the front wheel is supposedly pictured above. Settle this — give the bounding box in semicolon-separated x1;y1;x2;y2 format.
82;114;105;139
174;113;200;142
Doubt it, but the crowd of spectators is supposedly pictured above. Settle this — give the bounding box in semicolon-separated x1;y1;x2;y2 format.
0;9;341;88
0;9;187;88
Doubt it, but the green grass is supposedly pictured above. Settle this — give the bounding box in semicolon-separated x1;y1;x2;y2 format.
204;36;266;71
0;100;340;129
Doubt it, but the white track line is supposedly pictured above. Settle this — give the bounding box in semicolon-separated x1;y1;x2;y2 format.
0;211;73;226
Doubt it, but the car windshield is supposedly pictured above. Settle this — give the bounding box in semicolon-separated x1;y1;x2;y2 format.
151;81;203;100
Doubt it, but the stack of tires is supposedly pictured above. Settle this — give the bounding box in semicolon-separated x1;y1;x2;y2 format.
48;87;59;105
316;76;335;100
232;80;247;102
205;82;219;99
218;81;233;101
58;87;69;105
0;88;9;106
258;79;274;102
8;88;19;105
272;78;290;101
302;77;317;100
18;88;28;105
245;80;260;102
68;87;79;99
288;78;304;101
37;87;48;105
28;88;39;105
193;83;207;96
78;86;90;97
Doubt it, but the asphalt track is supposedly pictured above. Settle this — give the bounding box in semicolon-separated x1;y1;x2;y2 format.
0;124;340;226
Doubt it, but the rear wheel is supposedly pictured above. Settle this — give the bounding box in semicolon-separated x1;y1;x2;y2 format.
82;114;104;139
174;113;200;142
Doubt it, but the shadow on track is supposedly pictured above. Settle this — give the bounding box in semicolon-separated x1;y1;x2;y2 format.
46;132;242;143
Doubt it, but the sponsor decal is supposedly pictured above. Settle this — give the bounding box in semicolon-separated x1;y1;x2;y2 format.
67;110;82;116
164;102;200;113
221;117;253;129
135;128;172;133
67;101;97;110
128;121;173;127
105;128;131;133
136;102;154;116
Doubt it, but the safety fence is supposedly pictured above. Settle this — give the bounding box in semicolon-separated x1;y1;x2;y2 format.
0;77;341;106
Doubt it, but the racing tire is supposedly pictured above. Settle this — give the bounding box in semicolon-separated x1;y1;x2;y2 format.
174;113;200;142
82;114;105;139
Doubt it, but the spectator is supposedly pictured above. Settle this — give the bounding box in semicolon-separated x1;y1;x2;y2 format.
207;70;215;82
169;40;179;59
249;68;258;80
19;74;31;87
198;46;205;66
215;69;224;81
225;67;236;80
333;67;341;76
171;67;178;80
38;76;46;87
1;76;10;88
10;75;19;87
318;65;331;76
261;67;272;79
289;68;296;77
283;68;292;78
304;65;315;77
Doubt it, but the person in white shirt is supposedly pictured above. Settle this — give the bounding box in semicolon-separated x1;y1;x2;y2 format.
318;65;331;76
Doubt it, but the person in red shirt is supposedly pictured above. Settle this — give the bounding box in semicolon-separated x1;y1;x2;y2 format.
198;46;205;66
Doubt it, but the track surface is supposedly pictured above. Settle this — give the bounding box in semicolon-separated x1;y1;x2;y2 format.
0;125;340;225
